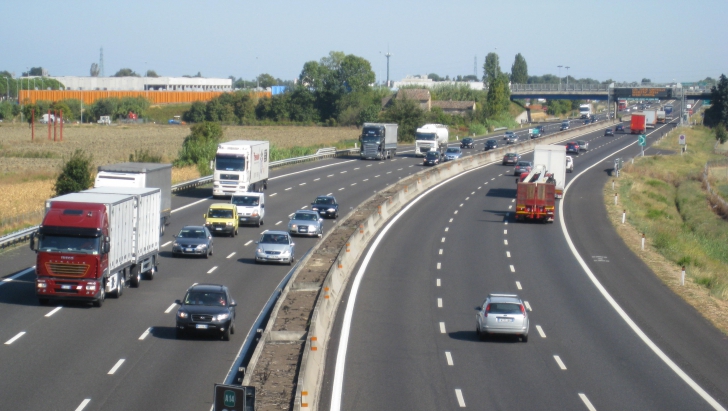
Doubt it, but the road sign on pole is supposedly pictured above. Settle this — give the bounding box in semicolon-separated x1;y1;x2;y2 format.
638;135;646;146
214;384;255;411
678;134;686;145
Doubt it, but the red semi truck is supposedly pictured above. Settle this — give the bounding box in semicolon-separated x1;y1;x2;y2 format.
631;113;647;134
515;181;555;223
30;189;160;307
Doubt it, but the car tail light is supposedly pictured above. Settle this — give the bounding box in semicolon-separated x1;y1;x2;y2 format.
520;304;526;314
484;304;491;317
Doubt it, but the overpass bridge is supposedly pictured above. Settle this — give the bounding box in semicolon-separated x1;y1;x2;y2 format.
509;83;712;101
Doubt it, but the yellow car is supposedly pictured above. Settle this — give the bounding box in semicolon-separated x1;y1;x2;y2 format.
204;203;239;237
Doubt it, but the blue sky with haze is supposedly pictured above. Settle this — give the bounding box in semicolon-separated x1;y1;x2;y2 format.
3;0;725;83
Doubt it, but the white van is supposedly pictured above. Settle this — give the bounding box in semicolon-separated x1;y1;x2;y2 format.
231;192;265;227
566;156;574;173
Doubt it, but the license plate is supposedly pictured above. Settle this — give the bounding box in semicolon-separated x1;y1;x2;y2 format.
497;318;513;322
61;285;72;290
195;324;208;329
241;218;248;221
215;228;222;231
186;248;193;252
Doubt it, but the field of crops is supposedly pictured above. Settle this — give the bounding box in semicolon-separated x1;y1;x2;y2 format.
0;122;360;233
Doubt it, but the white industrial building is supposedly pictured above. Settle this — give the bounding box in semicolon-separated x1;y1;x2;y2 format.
393;75;484;91
49;76;233;91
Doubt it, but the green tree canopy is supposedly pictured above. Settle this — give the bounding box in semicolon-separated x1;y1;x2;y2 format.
485;73;511;117
114;68;140;77
510;53;528;84
54;150;94;196
175;122;224;175
257;73;277;88
379;97;425;142
704;74;728;128
146;70;159;78
483;52;501;85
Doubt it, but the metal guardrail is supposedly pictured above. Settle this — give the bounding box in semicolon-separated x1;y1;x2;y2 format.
0;147;361;249
510;83;610;92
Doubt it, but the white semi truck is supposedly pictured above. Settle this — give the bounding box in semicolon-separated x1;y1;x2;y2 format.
644;110;657;129
212;140;270;197
414;124;449;156
579;104;593;119
533;145;567;199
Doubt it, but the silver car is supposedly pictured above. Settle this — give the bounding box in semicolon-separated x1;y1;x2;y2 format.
172;226;213;258
288;210;323;237
255;231;295;265
576;139;589;151
475;293;529;342
443;147;463;161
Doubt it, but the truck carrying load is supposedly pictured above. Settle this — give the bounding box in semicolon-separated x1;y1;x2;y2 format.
515;179;555;223
532;145;566;199
360;123;398;160
644;110;657;129
95;162;172;234
664;105;673;117
631;113;647;134
656;110;666;123
414;124;448;156
213;140;269;197
579;104;593;119
31;190;160;307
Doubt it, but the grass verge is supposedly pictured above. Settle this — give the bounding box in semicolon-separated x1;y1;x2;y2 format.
604;124;728;334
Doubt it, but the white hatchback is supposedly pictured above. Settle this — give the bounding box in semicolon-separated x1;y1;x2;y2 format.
475;294;529;342
566;156;574;173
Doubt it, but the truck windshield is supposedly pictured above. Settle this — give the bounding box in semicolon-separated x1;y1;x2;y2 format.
208;209;234;218
38;235;100;254
415;133;436;140
215;154;245;171
231;196;259;206
361;135;381;143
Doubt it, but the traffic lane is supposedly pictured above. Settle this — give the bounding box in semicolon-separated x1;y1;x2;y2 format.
562;142;728;403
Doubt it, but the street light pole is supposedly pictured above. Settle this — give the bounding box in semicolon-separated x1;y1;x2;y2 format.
3;77;8;100
566;66;570;88
558;65;563;87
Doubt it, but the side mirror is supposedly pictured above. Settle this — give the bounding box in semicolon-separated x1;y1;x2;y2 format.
230;301;237;307
173;234;177;238
261;204;265;208
319;218;323;223
203;213;206;219
475;306;482;311
29;233;37;251
175;299;182;305
254;241;259;244
102;242;111;254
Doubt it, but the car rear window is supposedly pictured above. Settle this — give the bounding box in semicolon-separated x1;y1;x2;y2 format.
489;303;522;314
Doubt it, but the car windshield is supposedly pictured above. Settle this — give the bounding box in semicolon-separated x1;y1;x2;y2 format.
426;152;439;158
208;208;233;218
487;140;496;144
231;196;259;206
260;234;289;244
37;235;100;254
293;213;318;221
505;154;517;158
517;161;531;167
489;302;522;314
178;229;207;239
446;148;459;153
184;291;227;307
315;197;334;205
463;138;472;143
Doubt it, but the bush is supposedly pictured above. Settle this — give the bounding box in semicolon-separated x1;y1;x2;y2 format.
715;123;727;144
468;123;487;136
174;122;223;175
129;150;162;163
54;150;94;196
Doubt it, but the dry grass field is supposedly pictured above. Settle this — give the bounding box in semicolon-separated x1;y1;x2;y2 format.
0;123;360;232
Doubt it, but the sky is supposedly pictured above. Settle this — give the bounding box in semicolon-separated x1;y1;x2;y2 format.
2;0;726;84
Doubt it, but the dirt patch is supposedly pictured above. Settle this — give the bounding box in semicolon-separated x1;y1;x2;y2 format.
249;342;304;411
273;291;318;331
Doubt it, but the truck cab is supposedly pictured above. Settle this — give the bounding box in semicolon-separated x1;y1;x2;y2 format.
204;204;239;237
360;123;398;160
231;192;265;227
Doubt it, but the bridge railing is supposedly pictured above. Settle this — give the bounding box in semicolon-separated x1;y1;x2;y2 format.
510;83;610;92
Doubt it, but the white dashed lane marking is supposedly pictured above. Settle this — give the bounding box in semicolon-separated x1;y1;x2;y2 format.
314;178;320;181
270;193;277;197
437;262;441;269
437;279;441;287
108;359;125;375
139;327;152;340
244;240;252;246
207;266;218;274
506;251;511;258
5;332;26;345
554;355;567;370
164;303;177;313
74;399;91;411
516;281;522;290
45;306;62;317
579;394;597;411
504;239;508;245
510;265;515;272
445;351;454;366
161;241;172;247
275;221;282;225
439;249;443;255
455;389;466;407
439;322;447;333
438;298;443;308
299;183;306;186
524;301;532;311
226;252;236;259
536;325;546;338
441;237;446;243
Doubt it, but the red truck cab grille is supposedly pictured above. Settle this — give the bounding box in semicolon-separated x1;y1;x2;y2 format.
45;262;90;277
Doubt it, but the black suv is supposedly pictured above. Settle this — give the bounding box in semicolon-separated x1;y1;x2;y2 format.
175;284;237;340
461;137;475;149
484;139;498;151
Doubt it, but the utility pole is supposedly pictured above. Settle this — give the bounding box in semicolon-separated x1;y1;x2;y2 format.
566;66;570;88
384;52;392;87
558;66;563;87
474;56;477;79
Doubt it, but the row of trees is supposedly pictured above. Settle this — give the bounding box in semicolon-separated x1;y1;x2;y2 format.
11;96;150;123
0;70;65;97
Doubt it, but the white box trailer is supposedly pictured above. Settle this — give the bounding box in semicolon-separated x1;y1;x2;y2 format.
213;140;270;197
533;145;567;199
95;162;172;234
644;110;657;129
84;187;161;260
414;124;449;156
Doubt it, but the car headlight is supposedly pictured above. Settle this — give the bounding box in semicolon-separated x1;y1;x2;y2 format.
327;208;336;212
196;244;207;249
216;313;230;321
280;249;290;255
173;242;179;247
290;224;297;230
226;222;233;226
257;248;263;253
177;311;188;319
312;207;319;211
309;225;317;231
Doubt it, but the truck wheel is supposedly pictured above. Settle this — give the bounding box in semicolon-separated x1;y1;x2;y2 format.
94;288;105;307
256;219;261;228
130;269;140;288
113;275;124;297
160;223;165;236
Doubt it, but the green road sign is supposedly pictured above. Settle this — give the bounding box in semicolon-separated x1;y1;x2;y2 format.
638;135;646;146
224;390;236;407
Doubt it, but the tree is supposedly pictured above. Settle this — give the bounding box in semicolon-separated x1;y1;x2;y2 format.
175;122;224;175
510;53;528;84
183;101;207;123
461;75;478;82
24;67;45;76
90;63;100;77
146;70;159;78
483;52;501;85
428;73;443;81
641;78;651;84
256;73;277;88
715;124;727;144
114;68;140;77
704;74;728;128
485;73;511;117
380;97;424;142
54;150;94;196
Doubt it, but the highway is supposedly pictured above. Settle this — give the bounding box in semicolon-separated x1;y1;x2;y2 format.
0;128;544;411
320;104;728;410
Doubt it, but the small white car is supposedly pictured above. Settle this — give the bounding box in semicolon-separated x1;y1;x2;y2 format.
476;293;530;342
566;156;574;173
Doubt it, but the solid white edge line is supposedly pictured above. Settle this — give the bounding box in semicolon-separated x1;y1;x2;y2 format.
579;393;597;411
108;359;125;375
139;327;152;340
455;389;466;407
560;121;725;410
536;325;546;338
4;331;26;345
164;303;177;313
45;306;62;317
445;351;454;366
227;252;236;258
74;399;91;411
